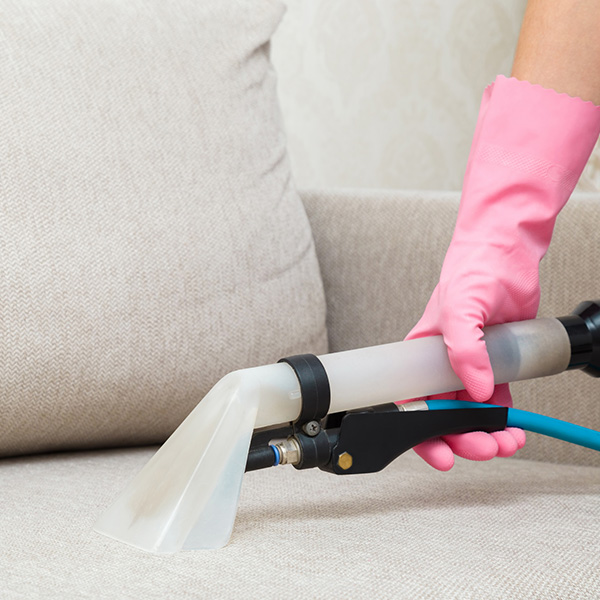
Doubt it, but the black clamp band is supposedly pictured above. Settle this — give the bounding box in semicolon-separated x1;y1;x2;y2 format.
278;354;331;424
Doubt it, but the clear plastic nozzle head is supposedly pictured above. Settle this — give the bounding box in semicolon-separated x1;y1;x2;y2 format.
94;371;260;553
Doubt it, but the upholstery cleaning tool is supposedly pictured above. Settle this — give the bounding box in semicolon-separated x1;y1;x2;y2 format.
95;300;600;553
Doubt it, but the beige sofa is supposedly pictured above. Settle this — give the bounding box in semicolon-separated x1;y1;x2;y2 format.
2;2;600;598
3;189;600;599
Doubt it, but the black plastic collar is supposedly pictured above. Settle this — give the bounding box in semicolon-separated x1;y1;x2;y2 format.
278;354;331;423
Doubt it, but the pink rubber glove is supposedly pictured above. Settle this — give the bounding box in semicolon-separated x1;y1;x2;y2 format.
405;75;600;471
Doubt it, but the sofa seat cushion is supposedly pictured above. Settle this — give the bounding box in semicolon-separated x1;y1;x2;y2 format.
2;448;599;599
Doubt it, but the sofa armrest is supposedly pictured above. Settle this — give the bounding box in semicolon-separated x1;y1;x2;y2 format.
301;188;600;467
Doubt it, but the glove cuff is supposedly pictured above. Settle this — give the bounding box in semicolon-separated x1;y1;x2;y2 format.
455;76;600;250
474;75;600;197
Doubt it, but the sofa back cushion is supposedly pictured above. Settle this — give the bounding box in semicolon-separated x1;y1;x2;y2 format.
0;0;327;457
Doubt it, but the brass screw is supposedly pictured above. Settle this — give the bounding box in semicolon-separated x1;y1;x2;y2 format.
337;452;353;471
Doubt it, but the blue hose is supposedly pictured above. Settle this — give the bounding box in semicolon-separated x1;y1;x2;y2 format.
425;399;600;452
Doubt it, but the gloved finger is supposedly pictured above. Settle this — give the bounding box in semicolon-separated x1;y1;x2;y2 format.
456;384;524;457
506;426;526;449
442;430;499;461
442;315;494;402
455;388;477;402
489;429;519;457
490;427;526;457
413;438;455;471
454;383;511;407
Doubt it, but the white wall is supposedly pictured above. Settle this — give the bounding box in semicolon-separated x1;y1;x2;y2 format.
272;0;600;192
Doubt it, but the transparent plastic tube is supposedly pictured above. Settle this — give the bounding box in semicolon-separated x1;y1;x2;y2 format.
259;317;571;427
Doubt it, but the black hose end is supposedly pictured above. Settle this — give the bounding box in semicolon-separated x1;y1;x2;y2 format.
246;445;277;472
558;300;600;377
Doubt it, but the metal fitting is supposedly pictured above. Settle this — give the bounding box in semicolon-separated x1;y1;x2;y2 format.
396;400;429;412
273;437;302;466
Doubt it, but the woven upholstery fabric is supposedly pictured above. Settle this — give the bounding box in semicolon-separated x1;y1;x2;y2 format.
1;447;599;599
302;189;600;467
0;1;327;457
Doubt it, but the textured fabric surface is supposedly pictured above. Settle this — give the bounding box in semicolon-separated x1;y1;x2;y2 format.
1;447;599;599
302;189;600;467
0;0;327;457
272;0;600;193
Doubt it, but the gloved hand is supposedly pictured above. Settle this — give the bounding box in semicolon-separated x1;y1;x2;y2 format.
405;75;600;471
